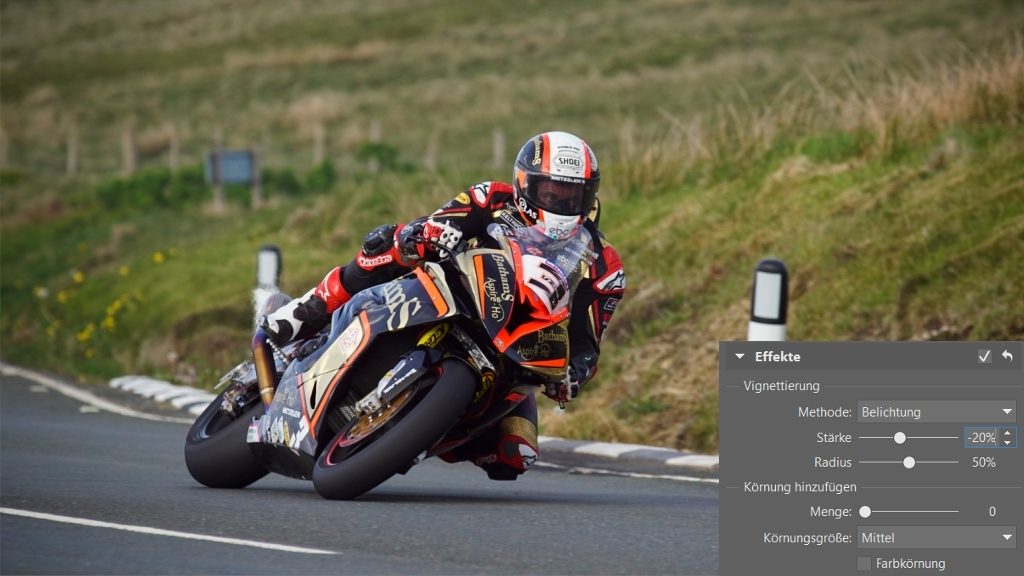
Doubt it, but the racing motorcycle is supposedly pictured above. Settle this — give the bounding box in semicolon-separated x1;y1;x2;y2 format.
184;223;595;499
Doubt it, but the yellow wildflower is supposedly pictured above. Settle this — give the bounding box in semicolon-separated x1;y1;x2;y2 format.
72;270;85;284
33;286;49;299
106;299;124;317
118;265;130;277
57;291;69;304
153;251;166;264
77;323;96;343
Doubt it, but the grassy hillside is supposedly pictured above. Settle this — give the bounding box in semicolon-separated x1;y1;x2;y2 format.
3;0;1023;451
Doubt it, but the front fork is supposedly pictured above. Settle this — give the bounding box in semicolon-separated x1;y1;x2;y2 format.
251;330;279;409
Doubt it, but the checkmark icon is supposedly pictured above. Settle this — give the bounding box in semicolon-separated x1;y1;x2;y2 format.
978;349;992;363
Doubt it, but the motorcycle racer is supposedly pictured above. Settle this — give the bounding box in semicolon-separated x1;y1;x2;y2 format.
261;131;626;480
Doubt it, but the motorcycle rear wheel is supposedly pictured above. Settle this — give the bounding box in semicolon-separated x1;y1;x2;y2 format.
312;359;475;500
184;388;268;489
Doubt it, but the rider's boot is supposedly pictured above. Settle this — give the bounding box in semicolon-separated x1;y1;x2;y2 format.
260;266;352;346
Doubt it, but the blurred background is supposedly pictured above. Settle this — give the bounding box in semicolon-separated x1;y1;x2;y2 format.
2;0;1022;453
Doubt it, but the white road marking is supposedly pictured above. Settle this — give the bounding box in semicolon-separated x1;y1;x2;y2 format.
0;507;338;556
537;435;720;471
111;375;215;412
664;454;721;469
572;442;676;458
79;406;100;414
534;461;720;485
0;363;193;425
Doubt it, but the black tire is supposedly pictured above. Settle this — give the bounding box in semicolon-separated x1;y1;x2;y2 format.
184;389;268;489
312;359;476;500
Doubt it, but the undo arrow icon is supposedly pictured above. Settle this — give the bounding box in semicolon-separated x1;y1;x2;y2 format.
1002;350;1014;362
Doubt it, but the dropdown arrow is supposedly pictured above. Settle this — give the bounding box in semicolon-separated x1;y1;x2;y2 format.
1003;534;1013;541
1004;408;1013;414
735;353;745;359
1006;440;1012;445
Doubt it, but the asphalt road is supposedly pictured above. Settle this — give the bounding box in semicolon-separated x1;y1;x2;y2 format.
0;372;719;575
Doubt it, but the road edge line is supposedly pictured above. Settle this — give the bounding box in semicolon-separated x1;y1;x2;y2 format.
0;507;337;555
0;363;193;425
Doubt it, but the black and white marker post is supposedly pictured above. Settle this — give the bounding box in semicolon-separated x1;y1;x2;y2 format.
253;245;283;329
747;259;788;341
256;245;282;292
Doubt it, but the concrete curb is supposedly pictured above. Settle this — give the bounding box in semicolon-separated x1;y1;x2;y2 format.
538;436;719;472
97;370;718;474
109;375;215;416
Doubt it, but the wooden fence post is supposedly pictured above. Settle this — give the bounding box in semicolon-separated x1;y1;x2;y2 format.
121;124;137;175
0;126;8;170
251;147;263;209
492;128;505;170
66;124;79;176
424;129;439;172
212;127;225;214
168;124;180;170
313;121;325;165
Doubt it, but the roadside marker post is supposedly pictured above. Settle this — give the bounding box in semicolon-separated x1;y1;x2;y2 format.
252;245;284;329
747;259;788;341
256;245;281;292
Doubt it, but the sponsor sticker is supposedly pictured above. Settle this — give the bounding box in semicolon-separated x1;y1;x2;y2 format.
455;192;471;204
517;197;538;220
417;324;449;348
358;253;394;268
383;282;423;331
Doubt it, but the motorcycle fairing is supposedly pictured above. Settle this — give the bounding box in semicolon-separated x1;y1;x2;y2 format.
462;250;516;338
501;319;571;379
457;225;593;380
373;347;444;406
250;263;458;474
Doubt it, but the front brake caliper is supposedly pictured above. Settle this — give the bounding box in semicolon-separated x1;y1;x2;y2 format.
221;380;258;419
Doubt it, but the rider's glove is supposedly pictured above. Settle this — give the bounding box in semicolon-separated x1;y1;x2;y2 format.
422;219;463;257
396;221;426;263
544;366;581;406
363;224;398;257
395;219;463;262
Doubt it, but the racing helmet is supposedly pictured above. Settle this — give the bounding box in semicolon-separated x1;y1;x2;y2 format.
512;131;600;239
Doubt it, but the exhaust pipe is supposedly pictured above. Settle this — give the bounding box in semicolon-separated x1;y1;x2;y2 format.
252;329;279;409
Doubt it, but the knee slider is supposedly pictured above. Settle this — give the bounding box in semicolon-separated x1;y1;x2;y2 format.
497;434;538;473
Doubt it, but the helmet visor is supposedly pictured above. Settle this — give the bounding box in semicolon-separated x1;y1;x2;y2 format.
524;174;598;216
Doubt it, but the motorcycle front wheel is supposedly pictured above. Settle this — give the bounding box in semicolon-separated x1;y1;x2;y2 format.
312;359;475;500
184;387;268;489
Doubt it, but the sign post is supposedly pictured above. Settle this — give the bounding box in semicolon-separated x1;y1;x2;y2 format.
204;148;263;212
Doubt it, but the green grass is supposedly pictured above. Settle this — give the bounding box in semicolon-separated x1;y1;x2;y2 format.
2;0;1023;451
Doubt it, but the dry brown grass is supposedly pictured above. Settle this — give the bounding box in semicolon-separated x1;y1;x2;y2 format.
546;36;1024;452
610;35;1024;199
